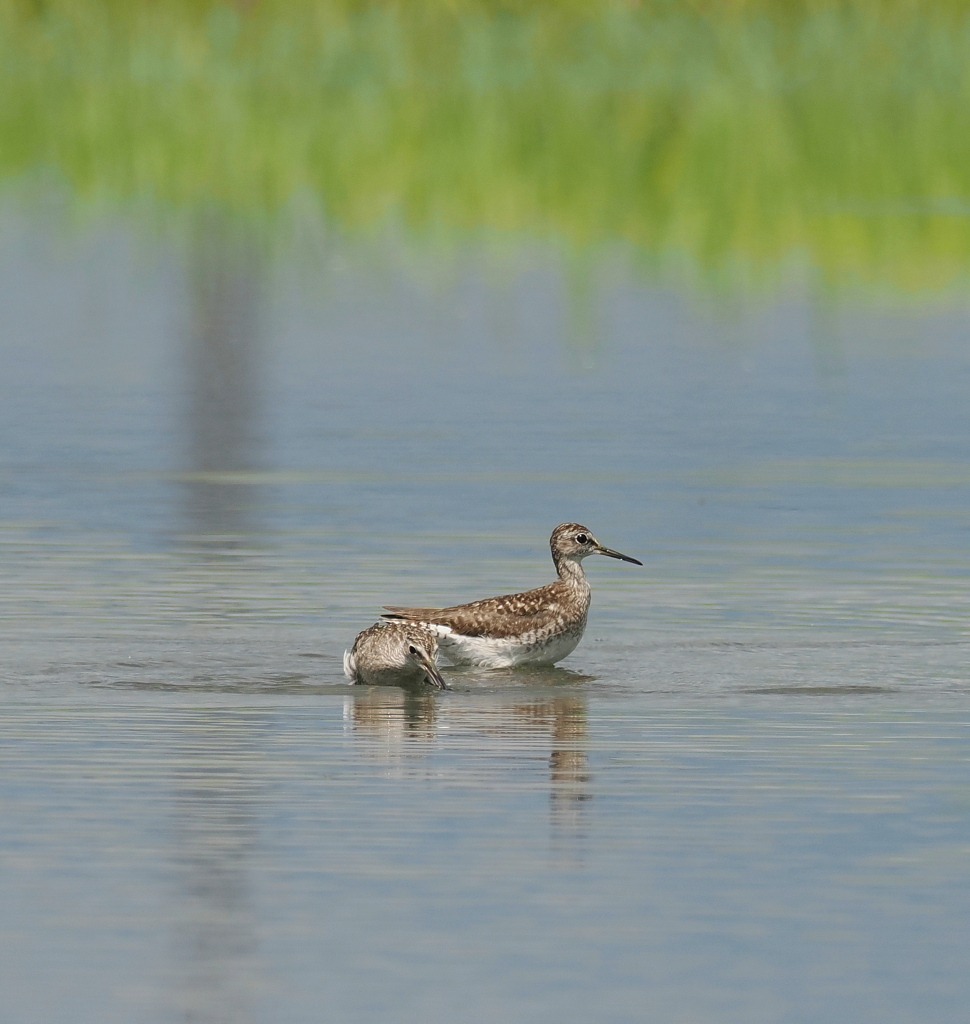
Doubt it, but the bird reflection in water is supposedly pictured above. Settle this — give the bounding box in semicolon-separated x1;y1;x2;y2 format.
166;713;268;1024
501;695;591;863
345;682;590;859
547;698;591;846
344;687;438;759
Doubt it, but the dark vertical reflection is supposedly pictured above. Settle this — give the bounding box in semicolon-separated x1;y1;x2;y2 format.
182;212;265;547
168;713;268;1024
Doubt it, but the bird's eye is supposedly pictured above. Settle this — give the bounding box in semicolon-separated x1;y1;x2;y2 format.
408;645;418;655
576;534;589;544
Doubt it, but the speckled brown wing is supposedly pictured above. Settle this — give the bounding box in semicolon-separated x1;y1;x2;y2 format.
383;582;569;639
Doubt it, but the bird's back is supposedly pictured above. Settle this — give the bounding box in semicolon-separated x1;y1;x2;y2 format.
382;578;587;640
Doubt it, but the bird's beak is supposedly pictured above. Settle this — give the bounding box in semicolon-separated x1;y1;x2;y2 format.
416;649;451;691
594;544;643;566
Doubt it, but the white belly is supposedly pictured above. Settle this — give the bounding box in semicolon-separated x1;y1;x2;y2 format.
437;626;585;669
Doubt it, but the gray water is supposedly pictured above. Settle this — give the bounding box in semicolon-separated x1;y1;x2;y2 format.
2;212;970;1023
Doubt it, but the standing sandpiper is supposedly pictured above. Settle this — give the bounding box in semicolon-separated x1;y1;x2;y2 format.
381;523;641;669
343;621;450;689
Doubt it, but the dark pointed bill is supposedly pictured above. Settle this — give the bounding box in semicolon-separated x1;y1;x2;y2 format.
416;649;451;690
594;544;643;566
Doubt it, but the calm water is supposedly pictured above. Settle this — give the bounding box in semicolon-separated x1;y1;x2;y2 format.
2;213;970;1023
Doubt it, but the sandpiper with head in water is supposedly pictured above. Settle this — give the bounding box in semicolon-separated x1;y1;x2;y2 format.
381;523;641;669
343;621;450;689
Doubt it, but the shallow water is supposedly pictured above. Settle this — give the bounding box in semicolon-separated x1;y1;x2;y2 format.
2;216;970;1022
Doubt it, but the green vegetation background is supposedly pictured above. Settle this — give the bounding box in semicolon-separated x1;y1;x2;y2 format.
5;0;970;290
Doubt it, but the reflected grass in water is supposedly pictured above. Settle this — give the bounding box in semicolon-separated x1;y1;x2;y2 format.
4;0;970;288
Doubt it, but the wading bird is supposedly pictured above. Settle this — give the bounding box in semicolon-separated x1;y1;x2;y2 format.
381;523;641;669
344;621;449;689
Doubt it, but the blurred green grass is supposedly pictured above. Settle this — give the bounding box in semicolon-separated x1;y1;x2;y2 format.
4;0;970;291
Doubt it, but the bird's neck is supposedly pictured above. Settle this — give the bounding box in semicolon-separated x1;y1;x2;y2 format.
554;555;588;589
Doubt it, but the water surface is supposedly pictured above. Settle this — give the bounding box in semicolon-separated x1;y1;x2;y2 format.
2;215;970;1022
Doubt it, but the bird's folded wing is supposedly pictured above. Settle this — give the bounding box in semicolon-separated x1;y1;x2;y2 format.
382;590;561;639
